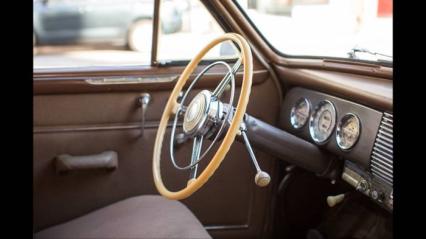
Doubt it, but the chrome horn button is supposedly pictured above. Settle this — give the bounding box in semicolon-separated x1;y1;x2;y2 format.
182;90;223;137
183;91;209;135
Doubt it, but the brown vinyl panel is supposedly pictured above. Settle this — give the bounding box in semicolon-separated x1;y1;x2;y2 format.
33;75;280;239
33;71;277;127
33;127;271;227
275;66;393;112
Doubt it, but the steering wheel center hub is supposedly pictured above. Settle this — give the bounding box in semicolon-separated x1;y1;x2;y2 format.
183;90;224;137
183;91;209;134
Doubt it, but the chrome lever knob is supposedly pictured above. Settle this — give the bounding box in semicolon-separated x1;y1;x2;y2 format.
255;171;271;187
240;123;271;187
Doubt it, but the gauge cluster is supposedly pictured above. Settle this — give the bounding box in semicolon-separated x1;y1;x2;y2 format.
289;98;361;150
281;87;383;169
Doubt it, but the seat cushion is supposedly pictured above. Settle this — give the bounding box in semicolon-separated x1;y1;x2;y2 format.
35;195;211;239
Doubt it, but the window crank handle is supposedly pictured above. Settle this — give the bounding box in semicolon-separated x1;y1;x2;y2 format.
138;93;151;137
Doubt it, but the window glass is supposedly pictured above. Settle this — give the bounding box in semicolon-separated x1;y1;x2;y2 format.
157;0;239;62
236;0;392;63
34;0;154;69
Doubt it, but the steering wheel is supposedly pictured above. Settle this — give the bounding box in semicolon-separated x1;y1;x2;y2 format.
153;33;253;200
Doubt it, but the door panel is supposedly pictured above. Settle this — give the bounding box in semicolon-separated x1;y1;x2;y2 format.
33;64;281;239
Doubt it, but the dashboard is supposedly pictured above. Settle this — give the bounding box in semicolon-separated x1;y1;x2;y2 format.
280;87;393;212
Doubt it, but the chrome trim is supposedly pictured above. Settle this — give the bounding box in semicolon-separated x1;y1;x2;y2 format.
212;57;242;98
309;100;337;144
377;133;392;145
336;113;361;150
371;150;392;164
33;121;181;134
290;97;311;129
374;138;393;153
85;75;177;85
205;224;249;231
189;135;203;180
341;167;362;188
372;146;392;160
369;112;393;186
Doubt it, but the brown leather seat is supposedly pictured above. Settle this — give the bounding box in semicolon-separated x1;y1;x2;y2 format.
34;195;211;239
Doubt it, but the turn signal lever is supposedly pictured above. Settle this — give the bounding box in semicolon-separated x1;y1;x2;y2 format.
239;121;271;187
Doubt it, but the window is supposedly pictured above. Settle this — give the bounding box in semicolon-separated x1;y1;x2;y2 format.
33;0;238;69
34;0;154;68
236;0;392;63
157;0;238;62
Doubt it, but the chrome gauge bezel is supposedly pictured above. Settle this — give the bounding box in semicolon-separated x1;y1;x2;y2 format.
309;100;337;144
336;113;361;150
290;98;311;129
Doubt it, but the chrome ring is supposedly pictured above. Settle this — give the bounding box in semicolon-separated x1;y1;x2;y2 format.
290;97;311;129
336;113;361;150
309;100;337;144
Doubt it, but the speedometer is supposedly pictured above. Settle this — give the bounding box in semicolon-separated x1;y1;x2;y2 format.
290;98;311;129
336;113;361;150
309;100;337;144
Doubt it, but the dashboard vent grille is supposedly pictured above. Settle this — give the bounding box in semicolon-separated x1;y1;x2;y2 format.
370;112;393;186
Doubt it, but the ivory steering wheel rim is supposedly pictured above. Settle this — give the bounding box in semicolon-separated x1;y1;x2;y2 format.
152;33;253;200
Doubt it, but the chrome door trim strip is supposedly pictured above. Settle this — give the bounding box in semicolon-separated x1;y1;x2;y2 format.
33;122;181;134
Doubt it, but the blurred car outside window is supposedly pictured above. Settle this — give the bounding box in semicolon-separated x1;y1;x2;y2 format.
33;0;238;69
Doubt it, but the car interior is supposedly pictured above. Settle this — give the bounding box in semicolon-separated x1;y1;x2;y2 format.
33;0;393;238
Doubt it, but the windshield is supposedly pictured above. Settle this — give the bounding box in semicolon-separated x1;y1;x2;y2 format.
235;0;392;63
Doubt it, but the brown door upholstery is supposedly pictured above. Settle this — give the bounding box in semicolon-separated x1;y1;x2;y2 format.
34;195;212;239
33;63;281;239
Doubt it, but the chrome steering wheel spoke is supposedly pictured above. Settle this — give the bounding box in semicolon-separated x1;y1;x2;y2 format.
188;135;204;182
212;57;242;98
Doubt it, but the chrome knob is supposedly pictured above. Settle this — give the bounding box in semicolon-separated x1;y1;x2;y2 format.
356;180;369;192
255;171;271;187
371;190;378;200
388;190;393;207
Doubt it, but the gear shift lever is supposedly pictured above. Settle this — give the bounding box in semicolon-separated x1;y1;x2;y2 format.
239;122;271;187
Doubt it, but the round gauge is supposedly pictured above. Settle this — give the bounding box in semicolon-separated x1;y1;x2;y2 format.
336;113;361;150
290;98;311;129
309;100;337;144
